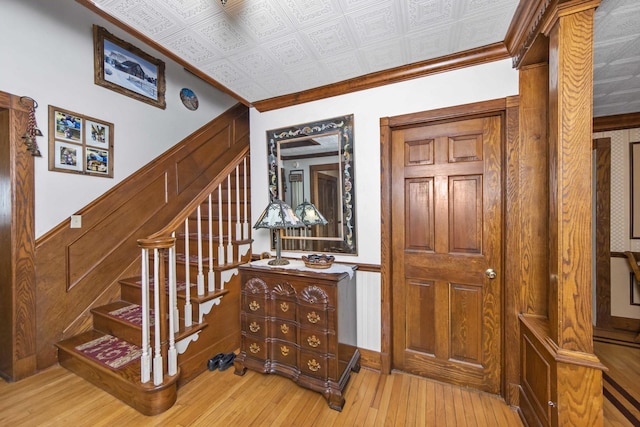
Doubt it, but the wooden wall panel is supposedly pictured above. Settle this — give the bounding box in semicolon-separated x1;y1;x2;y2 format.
176;126;230;194
450;283;482;364
35;104;249;369
0;109;12;377
448;134;482;162
406;279;435;354
449;175;482;253
503;95;521;405
405;179;434;251
66;174;167;290
594;139;611;330
405;138;434;165
522;332;552;426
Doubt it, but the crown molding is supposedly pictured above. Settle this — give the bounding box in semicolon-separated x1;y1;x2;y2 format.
252;42;509;112
593;112;640;133
505;0;601;69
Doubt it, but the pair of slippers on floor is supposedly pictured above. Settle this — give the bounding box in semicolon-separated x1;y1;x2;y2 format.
207;352;235;371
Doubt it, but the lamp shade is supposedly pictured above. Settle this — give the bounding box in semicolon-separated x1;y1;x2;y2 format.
253;198;305;230
295;200;328;226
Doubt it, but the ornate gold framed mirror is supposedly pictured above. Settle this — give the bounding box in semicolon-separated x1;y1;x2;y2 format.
266;115;356;254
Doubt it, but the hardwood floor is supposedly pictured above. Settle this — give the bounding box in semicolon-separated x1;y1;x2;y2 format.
595;341;640;427
2;347;637;426
0;364;523;426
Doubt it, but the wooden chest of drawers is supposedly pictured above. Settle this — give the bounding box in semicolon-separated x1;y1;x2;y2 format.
234;263;360;411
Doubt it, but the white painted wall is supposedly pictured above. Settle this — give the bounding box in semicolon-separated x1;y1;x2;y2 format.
250;59;519;350
1;0;237;238
593;126;640;321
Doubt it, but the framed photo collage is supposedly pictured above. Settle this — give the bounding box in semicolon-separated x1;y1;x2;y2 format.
48;106;114;178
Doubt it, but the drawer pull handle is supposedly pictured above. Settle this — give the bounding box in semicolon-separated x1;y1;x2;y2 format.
249;300;260;311
249;343;261;354
280;324;289;334
307;311;320;324
280;302;289;312
280;345;290;356
308;359;320;372
307;335;320;348
249;322;260;333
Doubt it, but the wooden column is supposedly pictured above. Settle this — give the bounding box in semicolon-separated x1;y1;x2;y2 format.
546;7;597;353
507;1;605;425
0;91;37;381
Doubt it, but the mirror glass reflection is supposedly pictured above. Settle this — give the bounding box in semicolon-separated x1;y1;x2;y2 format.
266;115;356;254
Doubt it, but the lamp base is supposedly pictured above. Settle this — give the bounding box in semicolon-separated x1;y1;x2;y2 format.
268;258;290;266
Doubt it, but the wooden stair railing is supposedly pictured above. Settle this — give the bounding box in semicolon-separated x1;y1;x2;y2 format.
136;147;251;386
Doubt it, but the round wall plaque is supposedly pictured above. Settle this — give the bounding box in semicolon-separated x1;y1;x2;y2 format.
180;88;199;111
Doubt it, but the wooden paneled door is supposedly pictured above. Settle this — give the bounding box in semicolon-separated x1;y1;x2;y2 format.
391;114;503;394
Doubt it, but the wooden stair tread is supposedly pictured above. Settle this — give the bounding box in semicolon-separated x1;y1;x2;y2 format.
173;256;251;270
56;330;179;416
119;277;230;303
56;330;176;388
175;232;253;246
190;288;229;304
91;300;136;317
91;300;210;342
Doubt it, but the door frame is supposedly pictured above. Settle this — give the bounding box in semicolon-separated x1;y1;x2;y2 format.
380;98;518;396
0;91;38;381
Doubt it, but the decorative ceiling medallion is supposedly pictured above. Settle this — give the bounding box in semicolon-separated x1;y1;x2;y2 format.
179;88;199;111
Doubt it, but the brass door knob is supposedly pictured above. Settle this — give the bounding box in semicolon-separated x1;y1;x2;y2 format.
485;268;497;279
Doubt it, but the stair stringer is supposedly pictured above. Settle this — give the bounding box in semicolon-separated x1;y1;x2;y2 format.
174;266;243;386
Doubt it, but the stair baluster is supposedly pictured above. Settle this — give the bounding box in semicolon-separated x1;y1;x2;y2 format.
236;165;242;247
227;175;233;263
183;219;193;327
243;157;249;240
152;248;164;385
218;183;224;266
207;194;215;291
167;243;178;373
196;206;205;293
140;247;151;383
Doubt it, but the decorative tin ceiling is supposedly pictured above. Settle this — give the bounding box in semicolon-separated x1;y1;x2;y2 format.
593;0;640;118
87;0;639;117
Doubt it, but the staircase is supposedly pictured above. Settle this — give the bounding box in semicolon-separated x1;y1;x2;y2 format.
56;151;251;415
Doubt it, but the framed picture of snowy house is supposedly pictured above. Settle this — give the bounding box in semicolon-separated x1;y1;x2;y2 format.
93;25;166;109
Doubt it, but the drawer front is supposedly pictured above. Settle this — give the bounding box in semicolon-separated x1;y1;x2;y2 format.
242;313;267;338
242;294;267;316
271;339;298;367
299;327;329;354
298;304;328;329
299;350;328;380
272;298;296;321
241;335;268;360
272;319;297;342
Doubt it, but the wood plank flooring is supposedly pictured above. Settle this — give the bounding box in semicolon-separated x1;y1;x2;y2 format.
0;364;522;426
595;341;640;427
2;346;637;426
